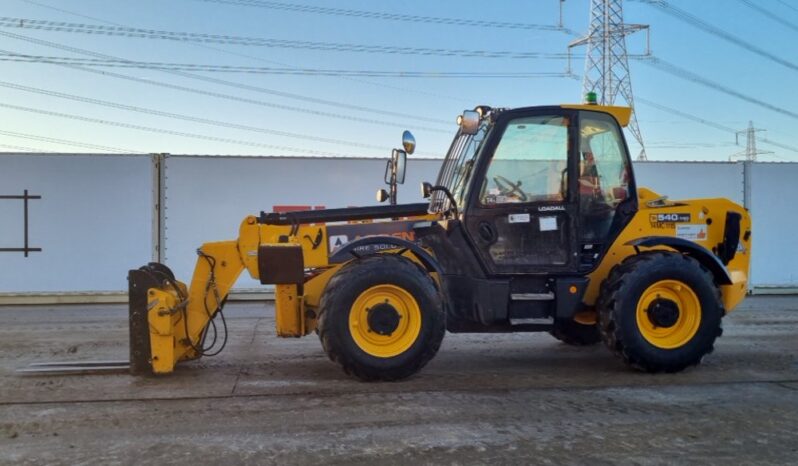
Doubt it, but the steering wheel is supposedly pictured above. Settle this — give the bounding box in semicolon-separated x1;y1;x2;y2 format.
493;175;528;202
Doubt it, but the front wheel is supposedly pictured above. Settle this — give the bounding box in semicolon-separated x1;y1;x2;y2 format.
318;254;445;381
597;251;724;373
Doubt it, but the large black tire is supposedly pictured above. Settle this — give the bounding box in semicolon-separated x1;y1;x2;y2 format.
597;251;724;373
318;254;445;381
550;320;601;346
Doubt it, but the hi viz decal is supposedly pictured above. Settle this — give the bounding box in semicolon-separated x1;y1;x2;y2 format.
676;224;708;241
649;213;691;228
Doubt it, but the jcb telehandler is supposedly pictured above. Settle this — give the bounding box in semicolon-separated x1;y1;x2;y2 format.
128;101;751;380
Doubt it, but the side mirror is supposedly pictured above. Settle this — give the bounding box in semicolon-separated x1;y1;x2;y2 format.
376;188;390;203
457;110;480;135
393;149;407;184
384;159;393;184
402;130;416;155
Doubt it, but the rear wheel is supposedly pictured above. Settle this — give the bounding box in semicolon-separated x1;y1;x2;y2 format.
318;254;445;381
597;251;723;372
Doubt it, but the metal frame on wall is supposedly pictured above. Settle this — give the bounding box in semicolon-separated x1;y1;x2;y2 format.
0;189;41;257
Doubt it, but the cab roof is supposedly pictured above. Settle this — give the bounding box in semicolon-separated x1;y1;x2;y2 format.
560;104;632;127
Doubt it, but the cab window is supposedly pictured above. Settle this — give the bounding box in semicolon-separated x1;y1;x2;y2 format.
480;115;569;205
578;111;631;240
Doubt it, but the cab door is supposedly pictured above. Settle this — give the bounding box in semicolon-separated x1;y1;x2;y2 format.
464;109;578;275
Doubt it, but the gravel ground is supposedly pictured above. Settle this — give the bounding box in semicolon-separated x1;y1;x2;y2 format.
0;296;796;465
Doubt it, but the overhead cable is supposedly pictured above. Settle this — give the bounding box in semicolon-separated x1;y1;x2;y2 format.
0;79;439;155
0;31;452;127
0;128;144;153
640;57;798;121
186;0;570;32
0;52;574;78
631;0;798;73
0;102;366;157
0;16;575;59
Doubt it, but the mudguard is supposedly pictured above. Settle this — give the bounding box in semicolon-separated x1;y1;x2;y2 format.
626;236;732;285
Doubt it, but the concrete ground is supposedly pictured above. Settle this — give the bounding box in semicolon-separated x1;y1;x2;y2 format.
0;296;796;465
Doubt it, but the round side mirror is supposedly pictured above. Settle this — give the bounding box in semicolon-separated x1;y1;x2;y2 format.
402;130;416;155
393;149;407;184
457;110;480;135
376;188;389;203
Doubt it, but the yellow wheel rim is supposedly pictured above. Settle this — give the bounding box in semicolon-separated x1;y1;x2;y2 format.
348;284;422;358
635;280;701;349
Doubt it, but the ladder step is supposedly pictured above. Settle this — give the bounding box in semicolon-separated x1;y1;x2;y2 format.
511;292;555;301
510;317;554;325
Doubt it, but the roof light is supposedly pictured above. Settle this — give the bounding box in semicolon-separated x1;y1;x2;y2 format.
585;91;598;105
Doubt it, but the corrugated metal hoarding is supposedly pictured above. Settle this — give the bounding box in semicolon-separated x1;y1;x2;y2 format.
0;153;794;294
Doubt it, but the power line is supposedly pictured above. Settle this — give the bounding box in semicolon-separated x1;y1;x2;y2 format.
0;79;440;155
635;97;737;133
640;57;798;121
777;0;798;14
17;0;473;105
636;97;798;155
0;16;575;60
646;141;737;149
0;129;144;153
187;0;571;32
0;143;56;153
0;52;574;78
631;0;798;73
0;102;369;157
738;0;798;32
0;30;452;127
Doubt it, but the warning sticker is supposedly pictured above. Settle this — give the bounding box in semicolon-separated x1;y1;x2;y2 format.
539;216;558;232
328;235;349;252
508;213;530;224
676;224;707;242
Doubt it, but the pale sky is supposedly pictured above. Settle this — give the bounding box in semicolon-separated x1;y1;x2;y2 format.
0;0;796;161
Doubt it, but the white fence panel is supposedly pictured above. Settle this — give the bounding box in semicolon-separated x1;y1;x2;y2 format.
749;163;798;288
0;154;153;293
634;162;744;204
1;153;794;295
163;156;441;288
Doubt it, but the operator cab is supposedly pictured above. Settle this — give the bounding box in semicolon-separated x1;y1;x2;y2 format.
419;103;639;330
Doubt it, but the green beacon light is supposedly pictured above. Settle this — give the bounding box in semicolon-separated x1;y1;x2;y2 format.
585;91;598;105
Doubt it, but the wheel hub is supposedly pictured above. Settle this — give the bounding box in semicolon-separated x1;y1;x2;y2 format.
646;298;680;328
367;302;401;336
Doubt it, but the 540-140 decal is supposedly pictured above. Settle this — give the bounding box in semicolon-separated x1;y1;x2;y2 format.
649;212;691;228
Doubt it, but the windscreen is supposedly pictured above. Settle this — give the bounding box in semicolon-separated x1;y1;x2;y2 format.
430;122;489;214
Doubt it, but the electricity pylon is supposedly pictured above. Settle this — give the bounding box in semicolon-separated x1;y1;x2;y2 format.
731;121;772;162
569;0;649;160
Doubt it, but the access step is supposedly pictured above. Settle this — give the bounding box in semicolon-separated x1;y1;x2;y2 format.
510;292;555;301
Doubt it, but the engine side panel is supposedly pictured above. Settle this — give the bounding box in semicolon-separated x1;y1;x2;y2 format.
586;188;751;311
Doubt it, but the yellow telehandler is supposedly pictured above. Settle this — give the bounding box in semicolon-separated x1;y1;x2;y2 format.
128;101;751;380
